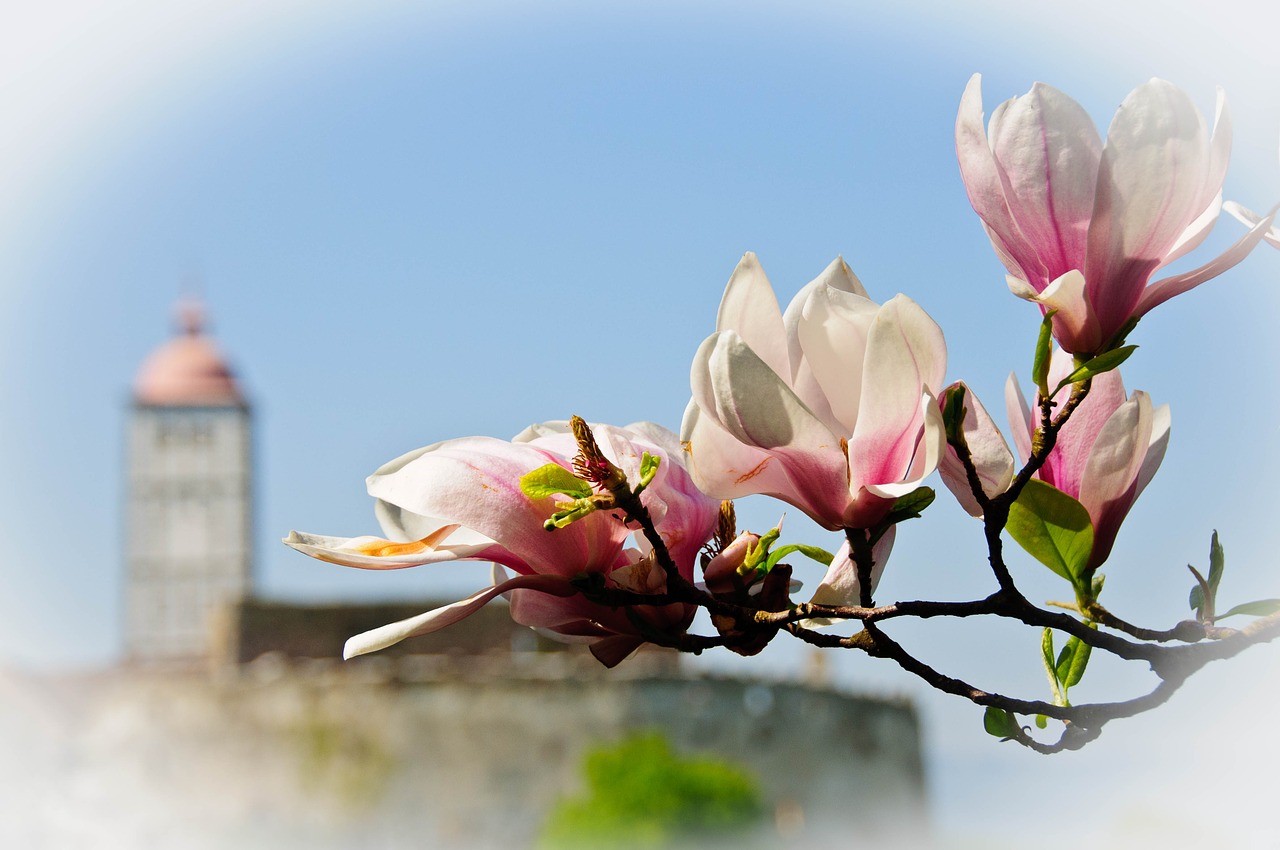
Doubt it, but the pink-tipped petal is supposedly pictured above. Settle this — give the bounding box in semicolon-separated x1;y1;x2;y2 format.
956;74;1035;283
1034;270;1101;355
988;82;1101;285
1076;392;1154;568
1004;372;1033;466
846;296;947;493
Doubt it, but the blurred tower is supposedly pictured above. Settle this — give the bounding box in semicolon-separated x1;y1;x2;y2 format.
124;299;253;663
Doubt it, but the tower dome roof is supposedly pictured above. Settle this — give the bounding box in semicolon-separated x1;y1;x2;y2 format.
133;299;245;407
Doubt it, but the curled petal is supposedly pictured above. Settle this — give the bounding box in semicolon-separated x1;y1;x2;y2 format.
1136;205;1280;317
342;575;577;659
282;525;498;569
1224;201;1280;249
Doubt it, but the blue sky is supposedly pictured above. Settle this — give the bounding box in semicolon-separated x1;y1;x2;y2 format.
2;0;1279;845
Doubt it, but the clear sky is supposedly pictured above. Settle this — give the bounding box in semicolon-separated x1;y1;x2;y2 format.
2;0;1279;846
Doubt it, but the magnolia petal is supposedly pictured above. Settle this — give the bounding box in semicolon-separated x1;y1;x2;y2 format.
808;528;896;615
795;281;880;434
679;400;798;502
1004;372;1034;467
693;331;837;453
1076;391;1154;569
715;252;790;380
282;527;498;570
1086;80;1211;335
988;81;1101;285
1136;205;1280;317
367;435;629;577
1034;270;1101;355
1037;348;1128;497
956;74;1037;283
784;257;868;429
1224;201;1280;249
937;382;1015;518
1160;192;1222;269
589;635;646;668
1133;402;1171;501
846;296;947;492
342;575;577;658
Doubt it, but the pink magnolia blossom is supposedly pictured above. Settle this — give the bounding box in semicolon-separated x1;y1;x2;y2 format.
958;74;1276;355
285;421;719;667
680;252;947;531
1006;350;1170;571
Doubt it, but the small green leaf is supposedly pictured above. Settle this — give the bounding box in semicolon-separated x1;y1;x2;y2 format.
1091;573;1106;600
983;706;1020;739
941;384;968;444
884;487;936;525
764;544;835;573
1006;479;1094;584
1054;640;1075;686
521;464;592;501
1217;599;1280;620
1053;345;1138;394
1035;714;1048;730
1032;309;1057;399
1189;531;1226;616
1208;531;1225;596
636;452;661;491
1041;628;1063;705
1055;631;1092;689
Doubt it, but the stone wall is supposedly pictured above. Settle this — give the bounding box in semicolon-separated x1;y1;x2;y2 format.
0;660;928;849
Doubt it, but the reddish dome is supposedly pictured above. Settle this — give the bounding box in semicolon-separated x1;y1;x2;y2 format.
133;299;245;407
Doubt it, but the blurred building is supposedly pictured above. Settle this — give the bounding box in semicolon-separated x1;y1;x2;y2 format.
125;299;253;663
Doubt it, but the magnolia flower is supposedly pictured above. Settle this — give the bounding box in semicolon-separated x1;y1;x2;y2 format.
957;74;1276;355
285;421;719;667
1006;350;1170;571
681;252;947;531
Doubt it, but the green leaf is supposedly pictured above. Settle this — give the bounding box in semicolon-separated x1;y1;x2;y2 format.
1005;479;1095;584
764;544;835;573
1208;531;1225;596
983;706;1020;739
884;487;936;525
1189;531;1226;615
1041;628;1063;705
1053;345;1138;395
1055;631;1092;689
1032;309;1057;399
1091;573;1106;600
521;464;592;501
941;384;968;444
1217;599;1280;620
